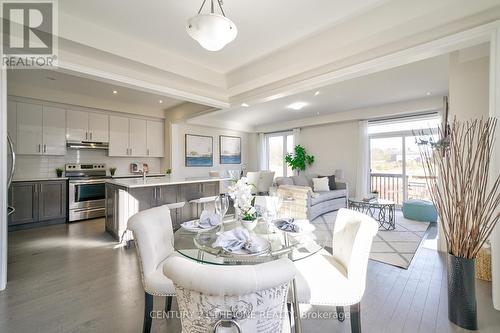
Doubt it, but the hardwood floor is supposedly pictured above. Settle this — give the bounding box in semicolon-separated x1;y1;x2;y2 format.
1;219;499;332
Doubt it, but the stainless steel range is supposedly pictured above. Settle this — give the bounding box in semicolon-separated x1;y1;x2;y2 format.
66;163;109;222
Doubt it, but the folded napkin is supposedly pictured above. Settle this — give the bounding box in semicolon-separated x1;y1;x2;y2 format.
273;218;301;233
182;210;221;229
212;227;264;253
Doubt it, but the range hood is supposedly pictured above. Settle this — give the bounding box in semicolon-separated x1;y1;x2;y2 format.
66;141;109;150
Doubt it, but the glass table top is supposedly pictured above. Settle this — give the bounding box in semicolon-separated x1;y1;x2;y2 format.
173;217;328;265
349;197;395;205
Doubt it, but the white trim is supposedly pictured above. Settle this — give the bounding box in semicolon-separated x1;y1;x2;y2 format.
56;61;230;110
490;27;500;311
0;66;7;290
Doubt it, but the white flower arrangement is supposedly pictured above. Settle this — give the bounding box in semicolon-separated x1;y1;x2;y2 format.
227;177;257;221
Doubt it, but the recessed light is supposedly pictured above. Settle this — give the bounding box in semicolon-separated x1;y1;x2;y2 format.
159;100;163;104
112;90;118;94
241;103;249;107
287;102;308;111
426;92;432;96
314;91;320;96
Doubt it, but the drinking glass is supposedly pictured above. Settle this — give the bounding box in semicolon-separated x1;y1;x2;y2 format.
215;194;229;221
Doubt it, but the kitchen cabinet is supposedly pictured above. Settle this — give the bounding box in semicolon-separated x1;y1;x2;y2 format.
109;115;130;156
67;110;109;142
8;180;67;230
110;116;160;157
42;106;66;155
16;102;43;155
16;102;65;155
129;118;147;156
146;120;164;157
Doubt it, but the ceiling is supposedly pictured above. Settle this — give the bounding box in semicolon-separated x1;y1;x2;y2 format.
7;69;183;117
60;0;388;73
191;54;450;128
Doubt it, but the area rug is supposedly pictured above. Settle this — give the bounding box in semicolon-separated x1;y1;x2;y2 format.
369;212;430;269
312;211;431;269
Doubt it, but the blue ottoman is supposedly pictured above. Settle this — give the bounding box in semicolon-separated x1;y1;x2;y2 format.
402;199;438;222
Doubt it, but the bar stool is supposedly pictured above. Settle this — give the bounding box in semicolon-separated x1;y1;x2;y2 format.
165;201;186;230
188;196;218;217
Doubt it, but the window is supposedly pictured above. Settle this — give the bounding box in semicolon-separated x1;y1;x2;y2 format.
368;113;440;204
265;132;294;177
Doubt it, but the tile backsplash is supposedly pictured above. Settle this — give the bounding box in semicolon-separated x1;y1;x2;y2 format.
14;149;161;179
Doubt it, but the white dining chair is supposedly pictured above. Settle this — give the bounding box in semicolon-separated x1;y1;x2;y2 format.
163;256;297;333
245;171;260;195
127;205;177;333
292;208;378;333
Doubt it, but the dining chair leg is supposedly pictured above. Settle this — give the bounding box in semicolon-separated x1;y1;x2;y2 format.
287;303;293;327
350;303;361;333
336;306;345;322
165;296;173;312
143;292;153;333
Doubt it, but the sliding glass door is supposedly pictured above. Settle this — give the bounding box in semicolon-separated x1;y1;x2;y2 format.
368;115;440;205
266;132;294;177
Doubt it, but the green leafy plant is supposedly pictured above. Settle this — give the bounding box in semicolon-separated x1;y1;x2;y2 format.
165;168;172;175
56;168;64;177
285;145;315;175
109;167;117;176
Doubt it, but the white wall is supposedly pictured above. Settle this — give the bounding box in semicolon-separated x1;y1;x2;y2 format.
298;121;359;196
170;122;253;178
449;51;489;120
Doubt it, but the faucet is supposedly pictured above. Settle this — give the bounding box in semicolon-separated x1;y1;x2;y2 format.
140;169;147;182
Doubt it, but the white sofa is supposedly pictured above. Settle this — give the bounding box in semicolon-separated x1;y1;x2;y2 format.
276;174;348;220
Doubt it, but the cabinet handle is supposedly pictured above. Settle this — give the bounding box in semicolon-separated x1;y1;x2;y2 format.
90;132;93;140
43;144;47;153
38;144;41;153
85;132;88;140
147;148;150;156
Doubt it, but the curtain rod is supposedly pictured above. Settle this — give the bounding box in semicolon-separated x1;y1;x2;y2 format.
368;110;440;124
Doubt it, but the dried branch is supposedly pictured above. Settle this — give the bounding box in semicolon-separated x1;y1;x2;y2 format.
415;117;500;259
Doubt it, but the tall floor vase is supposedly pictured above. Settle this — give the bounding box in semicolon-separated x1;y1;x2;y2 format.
447;254;478;330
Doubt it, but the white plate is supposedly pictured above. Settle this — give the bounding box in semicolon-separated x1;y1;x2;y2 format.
180;220;220;233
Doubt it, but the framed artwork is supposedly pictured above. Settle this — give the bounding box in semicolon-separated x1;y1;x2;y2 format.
219;135;241;164
185;134;213;167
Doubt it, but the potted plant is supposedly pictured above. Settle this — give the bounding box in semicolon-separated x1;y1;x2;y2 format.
56;168;64;178
285;145;315;175
417;118;500;330
165;168;172;176
109;167;117;177
228;177;259;230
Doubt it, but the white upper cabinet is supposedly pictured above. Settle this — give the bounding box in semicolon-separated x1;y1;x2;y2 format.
109;116;130;157
88;113;109;143
66;110;88;141
16;102;43;155
16;102;65;155
146;121;164;157
67;110;109;142
129;118;148;157
42;106;66;155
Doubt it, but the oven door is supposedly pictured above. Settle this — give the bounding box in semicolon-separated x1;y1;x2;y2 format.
69;180;106;210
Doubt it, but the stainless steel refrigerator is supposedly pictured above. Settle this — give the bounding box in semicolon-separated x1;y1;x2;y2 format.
7;134;15;217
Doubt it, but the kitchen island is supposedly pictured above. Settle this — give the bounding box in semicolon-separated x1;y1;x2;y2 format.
105;176;229;241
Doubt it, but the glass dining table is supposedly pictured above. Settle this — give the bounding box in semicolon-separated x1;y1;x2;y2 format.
172;216;328;333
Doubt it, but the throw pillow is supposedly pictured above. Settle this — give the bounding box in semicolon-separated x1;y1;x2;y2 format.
292;175;309;187
312;177;330;192
319;175;337;190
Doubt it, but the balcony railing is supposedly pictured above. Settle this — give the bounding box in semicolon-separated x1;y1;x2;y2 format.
370;173;433;205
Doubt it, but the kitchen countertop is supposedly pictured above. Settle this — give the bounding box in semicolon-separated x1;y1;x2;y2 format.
110;173;166;179
106;176;229;189
13;177;69;182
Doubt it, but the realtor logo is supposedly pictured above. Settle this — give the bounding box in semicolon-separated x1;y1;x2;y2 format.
1;0;58;68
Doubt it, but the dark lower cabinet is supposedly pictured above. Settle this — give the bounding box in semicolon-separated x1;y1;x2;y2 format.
8;180;67;230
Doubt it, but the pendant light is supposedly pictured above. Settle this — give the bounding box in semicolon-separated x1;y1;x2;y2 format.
186;0;237;51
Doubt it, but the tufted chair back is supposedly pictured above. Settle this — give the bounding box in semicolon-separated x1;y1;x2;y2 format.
163;256;296;333
128;205;174;286
332;208;378;297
